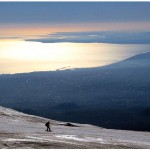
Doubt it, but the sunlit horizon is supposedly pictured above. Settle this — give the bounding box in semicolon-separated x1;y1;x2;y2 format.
0;39;150;74
1;2;150;74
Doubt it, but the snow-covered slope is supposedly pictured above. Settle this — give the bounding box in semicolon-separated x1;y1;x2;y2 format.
0;106;150;148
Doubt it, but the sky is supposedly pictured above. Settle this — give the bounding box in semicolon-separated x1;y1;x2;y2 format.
0;2;150;23
0;2;150;40
1;2;150;74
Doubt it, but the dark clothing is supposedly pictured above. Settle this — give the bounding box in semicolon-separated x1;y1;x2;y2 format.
45;122;51;132
47;126;51;132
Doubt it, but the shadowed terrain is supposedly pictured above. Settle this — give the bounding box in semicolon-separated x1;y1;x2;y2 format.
0;52;150;131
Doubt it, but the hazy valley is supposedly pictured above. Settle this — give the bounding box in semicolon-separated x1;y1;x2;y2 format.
0;52;150;131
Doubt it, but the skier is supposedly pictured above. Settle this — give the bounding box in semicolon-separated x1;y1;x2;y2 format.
45;121;52;132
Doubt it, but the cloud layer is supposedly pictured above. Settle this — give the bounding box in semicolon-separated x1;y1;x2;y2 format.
26;31;150;44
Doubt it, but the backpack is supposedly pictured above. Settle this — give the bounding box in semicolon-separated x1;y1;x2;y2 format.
45;122;49;127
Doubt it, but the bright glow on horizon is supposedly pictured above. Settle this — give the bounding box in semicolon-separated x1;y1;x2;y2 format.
1;40;150;74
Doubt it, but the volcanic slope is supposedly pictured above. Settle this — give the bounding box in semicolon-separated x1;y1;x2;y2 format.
0;106;150;148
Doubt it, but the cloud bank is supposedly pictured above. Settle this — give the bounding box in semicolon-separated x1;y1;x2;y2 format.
26;31;150;44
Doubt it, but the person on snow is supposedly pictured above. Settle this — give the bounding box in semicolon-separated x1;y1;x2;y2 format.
45;121;52;132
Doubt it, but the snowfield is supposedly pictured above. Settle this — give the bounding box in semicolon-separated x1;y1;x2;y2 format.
0;106;150;148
